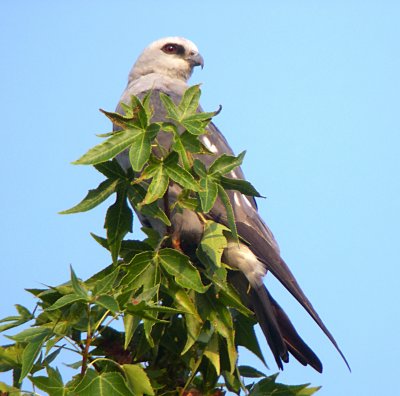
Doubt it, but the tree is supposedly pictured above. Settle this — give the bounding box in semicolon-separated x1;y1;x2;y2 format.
0;86;320;395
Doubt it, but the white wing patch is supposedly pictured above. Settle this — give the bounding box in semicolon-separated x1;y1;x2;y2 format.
243;195;253;209
234;192;241;207
202;136;219;153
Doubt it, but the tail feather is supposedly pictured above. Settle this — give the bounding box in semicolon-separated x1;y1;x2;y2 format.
228;271;323;372
268;291;323;373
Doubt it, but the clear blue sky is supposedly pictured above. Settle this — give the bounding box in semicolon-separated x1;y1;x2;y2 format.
1;1;399;395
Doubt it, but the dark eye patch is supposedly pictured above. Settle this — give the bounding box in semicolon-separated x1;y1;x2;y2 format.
161;43;185;56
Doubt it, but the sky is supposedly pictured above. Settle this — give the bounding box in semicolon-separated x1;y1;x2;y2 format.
0;1;399;395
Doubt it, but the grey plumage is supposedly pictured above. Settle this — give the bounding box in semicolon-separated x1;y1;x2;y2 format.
115;37;349;372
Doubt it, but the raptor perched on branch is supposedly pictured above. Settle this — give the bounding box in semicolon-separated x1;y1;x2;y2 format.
115;37;349;373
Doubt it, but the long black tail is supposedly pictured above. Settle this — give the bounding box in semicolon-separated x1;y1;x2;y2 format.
229;271;323;372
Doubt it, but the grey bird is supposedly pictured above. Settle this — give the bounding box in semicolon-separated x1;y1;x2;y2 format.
115;37;349;372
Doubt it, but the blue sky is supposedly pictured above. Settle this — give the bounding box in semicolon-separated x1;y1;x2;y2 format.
1;1;399;395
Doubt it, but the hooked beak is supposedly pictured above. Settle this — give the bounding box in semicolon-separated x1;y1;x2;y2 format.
188;52;204;69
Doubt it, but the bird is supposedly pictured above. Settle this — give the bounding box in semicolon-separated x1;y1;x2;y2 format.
114;37;349;373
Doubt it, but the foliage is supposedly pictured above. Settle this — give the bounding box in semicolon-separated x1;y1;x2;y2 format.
0;86;320;395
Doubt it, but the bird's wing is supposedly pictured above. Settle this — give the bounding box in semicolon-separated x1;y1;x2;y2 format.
198;112;350;370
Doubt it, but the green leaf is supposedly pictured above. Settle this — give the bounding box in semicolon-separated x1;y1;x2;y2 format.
129;95;148;130
123;314;141;350
218;185;238;241
123;364;154;395
158;249;207;293
70;266;88;299
197;221;227;268
164;153;199;191
198;177;218;213
209;303;237;373
46;294;86;311
121;251;155;290
9;327;52;343
181;116;208;135
129;125;159;172
104;190;133;263
94;159;127;179
171;133;191;170
209;151;245;176
220;176;262;197
92;268;119;295
20;335;47;380
159;93;180;120
0;305;33;333
128;185;171;227
60;178;119;214
178;84;201;118
96;295;119;313
142;164;169;205
248;374;321;395
204;332;220;375
30;366;65;396
0;344;24;371
74;370;135;396
238;365;265;378
234;313;265;365
73;129;138;165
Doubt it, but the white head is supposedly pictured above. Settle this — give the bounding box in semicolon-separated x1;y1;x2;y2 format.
129;37;204;83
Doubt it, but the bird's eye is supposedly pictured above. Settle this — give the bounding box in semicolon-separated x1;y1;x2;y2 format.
162;44;178;54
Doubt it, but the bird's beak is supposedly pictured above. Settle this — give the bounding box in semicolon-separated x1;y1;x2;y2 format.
188;53;204;69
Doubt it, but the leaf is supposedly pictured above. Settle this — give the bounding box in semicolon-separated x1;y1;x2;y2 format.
209;303;237;373
164;152;199;191
94;159;127;179
129;126;156;172
123;364;154;396
128;185;171;227
182;311;203;355
197;221;227;268
70;266;88;299
46;294;86;311
104;190;133;263
74;370;135;396
73;129;138;165
209;151;245;176
238;365;265;378
158;249;207;293
96;295;119;313
123;314;141;350
129;95;148;130
178;84;201;118
60;178;119;215
181;116;208;135
204;332;220;375
142;164;169;205
92;268;119;295
234;313;266;365
180;130;204;153
30;366;65;396
0;344;24;371
121;251;155;290
0;305;33;333
198;177;218;213
218;185;238;242
220;176;263;197
248;374;321;395
9;327;52;343
20;335;47;380
159;93;180;120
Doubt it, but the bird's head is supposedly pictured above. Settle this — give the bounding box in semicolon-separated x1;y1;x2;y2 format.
129;37;204;83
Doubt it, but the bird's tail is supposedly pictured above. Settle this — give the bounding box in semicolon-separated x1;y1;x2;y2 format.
229;272;323;372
